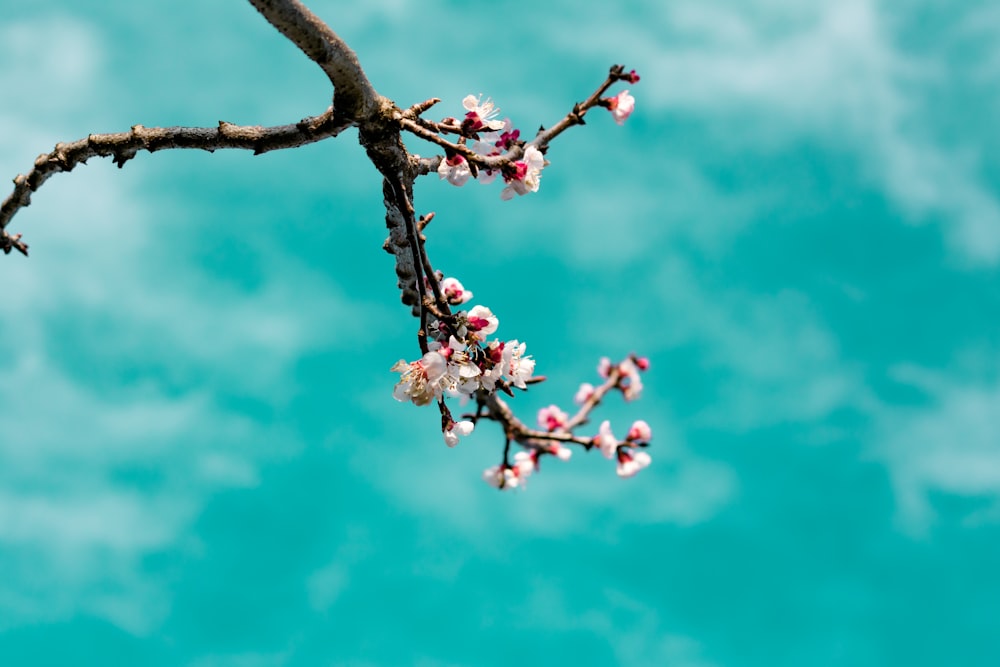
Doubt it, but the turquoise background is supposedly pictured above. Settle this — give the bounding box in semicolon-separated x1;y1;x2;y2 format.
2;1;999;665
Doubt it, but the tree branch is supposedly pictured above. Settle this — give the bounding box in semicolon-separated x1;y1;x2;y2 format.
529;64;633;151
245;0;380;122
0;107;349;250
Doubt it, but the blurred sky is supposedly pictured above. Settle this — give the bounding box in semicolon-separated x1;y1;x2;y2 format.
1;1;999;665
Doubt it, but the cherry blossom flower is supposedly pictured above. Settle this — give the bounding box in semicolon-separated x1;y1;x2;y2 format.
607;90;635;126
619;357;644;401
597;357;612;378
535;442;573;467
482;463;524;490
438;153;472;186
617;449;651;478
478;343;506;392
537;404;569;432
391;351;447;406
500;145;546;200
627;419;652;443
441;277;473;305
549;443;573;461
595;420;619;459
574;382;595;405
462;94;505;132
443;419;475;447
472;119;520;185
513;451;537;478
502;339;535;389
466;305;499;339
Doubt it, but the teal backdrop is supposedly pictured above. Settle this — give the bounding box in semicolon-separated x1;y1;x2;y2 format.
1;1;998;665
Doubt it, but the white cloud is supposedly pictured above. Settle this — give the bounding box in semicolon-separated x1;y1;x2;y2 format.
876;364;1000;534
550;0;1000;264
518;580;720;667
0;14;376;635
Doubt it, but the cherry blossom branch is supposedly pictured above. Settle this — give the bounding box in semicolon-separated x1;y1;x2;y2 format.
403;64;638;184
0;108;349;255
529;64;639;151
471;354;652;489
478;357;643;448
3;0;651;492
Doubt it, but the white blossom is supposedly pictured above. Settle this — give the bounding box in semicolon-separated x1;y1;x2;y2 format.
443;420;475;447
441;277;473;305
573;382;595;405
595;420;618;459
438;154;471;186
502;339;535;389
500;145;545;200
617;450;651;478
390;351;447;406
462;94;505;131
627;419;652;442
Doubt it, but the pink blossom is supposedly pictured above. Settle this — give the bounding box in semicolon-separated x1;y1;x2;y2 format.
471;119;516;185
440;277;473;305
597;357;612;378
537;404;570;432
573;382;595;405
617;449;652;478
627;420;652;443
625;69;641;84
497;127;520;150
607;90;635;126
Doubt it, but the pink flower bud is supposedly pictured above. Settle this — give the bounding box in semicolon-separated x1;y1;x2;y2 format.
627;420;652;443
607;90;635;126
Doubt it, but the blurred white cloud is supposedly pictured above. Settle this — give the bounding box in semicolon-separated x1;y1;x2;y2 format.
550;0;1000;264
877;363;1000;534
0;14;372;634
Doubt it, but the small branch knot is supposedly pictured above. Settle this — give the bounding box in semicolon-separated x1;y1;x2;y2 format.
1;231;28;256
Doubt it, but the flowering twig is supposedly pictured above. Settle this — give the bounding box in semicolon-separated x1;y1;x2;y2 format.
404;64;638;183
530;64;639;151
469;354;651;489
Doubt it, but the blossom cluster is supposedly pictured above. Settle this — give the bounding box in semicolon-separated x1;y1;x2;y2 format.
391;276;535;442
482;444;573;490
390;66;647;491
483;354;653;490
438;84;637;200
594;418;652;478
